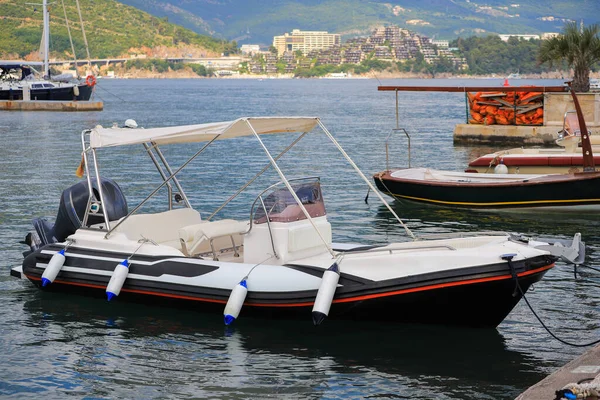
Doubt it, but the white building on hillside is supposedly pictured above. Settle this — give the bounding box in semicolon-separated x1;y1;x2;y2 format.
240;45;261;55
498;34;540;41
273;29;340;57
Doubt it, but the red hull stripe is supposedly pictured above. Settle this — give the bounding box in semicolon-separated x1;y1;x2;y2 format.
333;263;554;303
470;155;600;167
25;263;554;307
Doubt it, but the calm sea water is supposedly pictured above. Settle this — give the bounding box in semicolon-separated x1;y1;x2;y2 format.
2;78;600;399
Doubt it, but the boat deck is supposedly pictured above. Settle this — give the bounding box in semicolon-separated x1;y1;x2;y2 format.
389;167;546;183
517;343;600;399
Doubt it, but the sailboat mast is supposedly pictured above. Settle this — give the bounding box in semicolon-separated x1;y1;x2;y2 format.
42;0;50;78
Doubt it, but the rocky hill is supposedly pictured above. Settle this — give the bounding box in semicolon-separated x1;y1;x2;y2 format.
117;0;600;45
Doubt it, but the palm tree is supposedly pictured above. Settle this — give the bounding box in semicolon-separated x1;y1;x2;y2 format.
538;22;600;92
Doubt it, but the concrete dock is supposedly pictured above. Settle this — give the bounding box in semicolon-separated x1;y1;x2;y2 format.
517;343;600;399
0;100;103;111
454;92;600;146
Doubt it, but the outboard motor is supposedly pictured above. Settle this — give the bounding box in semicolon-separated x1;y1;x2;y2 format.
29;178;128;251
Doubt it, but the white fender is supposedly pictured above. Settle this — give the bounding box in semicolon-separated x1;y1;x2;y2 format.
494;161;508;174
312;262;340;325
106;260;129;301
73;85;80;96
41;249;66;287
224;279;248;325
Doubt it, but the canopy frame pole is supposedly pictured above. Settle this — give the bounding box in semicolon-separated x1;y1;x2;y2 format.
142;143;174;210
395;89;399;129
245;118;336;258
105;137;219;239
150;144;192;208
91;148;111;230
207;131;309;221
464;91;469;124
81;130;94;227
316;120;416;240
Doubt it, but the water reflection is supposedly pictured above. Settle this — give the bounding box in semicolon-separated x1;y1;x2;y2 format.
373;201;600;240
9;292;547;399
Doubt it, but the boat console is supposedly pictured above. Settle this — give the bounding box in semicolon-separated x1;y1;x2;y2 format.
244;179;332;265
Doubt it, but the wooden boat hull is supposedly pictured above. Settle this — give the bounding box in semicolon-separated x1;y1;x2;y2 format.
19;243;555;328
374;168;600;209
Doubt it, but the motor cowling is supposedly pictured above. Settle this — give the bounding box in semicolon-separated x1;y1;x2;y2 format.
32;178;128;248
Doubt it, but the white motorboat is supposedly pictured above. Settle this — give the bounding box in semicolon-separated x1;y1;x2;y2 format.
11;117;583;327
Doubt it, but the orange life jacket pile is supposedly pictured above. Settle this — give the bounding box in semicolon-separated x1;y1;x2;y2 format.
467;90;544;126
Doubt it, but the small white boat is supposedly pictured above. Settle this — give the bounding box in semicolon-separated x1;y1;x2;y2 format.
12;117;583;327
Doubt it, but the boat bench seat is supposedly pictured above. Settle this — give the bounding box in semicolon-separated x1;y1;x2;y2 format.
178;219;249;259
114;208;202;250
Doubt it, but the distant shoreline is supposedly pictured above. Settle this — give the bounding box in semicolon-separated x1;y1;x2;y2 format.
101;71;575;80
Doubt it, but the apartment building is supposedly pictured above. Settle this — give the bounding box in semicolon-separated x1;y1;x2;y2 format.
273;29;341;57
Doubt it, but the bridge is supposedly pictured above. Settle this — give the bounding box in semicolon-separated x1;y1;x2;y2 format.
49;56;248;70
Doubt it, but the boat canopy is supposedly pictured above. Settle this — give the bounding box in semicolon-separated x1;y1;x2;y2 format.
89;117;320;148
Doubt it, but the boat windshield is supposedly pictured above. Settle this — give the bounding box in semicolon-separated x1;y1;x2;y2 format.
254;179;326;224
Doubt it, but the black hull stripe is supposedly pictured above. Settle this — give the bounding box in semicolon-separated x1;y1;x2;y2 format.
374;174;600;208
0;84;93;101
24;258;554;305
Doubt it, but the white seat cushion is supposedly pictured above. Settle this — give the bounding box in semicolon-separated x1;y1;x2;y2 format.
179;219;248;255
115;208;202;247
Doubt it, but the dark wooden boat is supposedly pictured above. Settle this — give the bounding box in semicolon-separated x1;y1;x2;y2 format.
373;87;600;210
374;167;600;210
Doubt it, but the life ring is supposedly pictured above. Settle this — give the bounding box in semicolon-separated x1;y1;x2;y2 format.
85;75;96;87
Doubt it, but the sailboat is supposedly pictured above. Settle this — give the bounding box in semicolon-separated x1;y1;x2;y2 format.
0;0;94;101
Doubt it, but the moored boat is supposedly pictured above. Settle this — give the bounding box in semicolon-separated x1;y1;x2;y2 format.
374;167;600;210
373;87;600;211
0;0;95;102
11;117;583;328
0;61;94;101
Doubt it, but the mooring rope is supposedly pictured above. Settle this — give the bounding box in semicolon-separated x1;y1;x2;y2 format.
506;257;600;348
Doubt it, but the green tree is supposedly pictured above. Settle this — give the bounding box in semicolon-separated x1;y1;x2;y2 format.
275;59;286;73
538;22;600;92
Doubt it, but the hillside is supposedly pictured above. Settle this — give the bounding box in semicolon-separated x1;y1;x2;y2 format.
116;0;600;44
0;0;236;59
